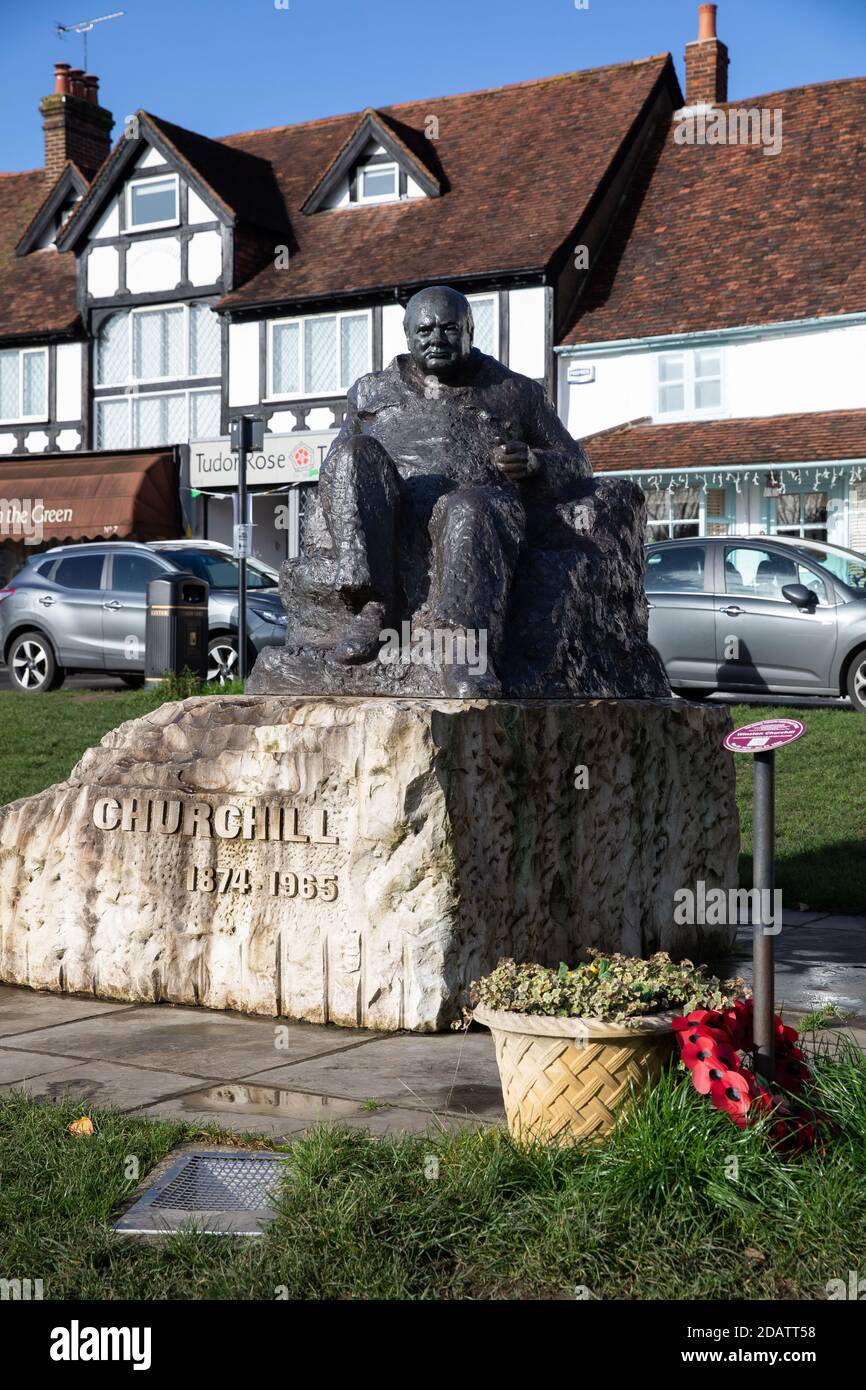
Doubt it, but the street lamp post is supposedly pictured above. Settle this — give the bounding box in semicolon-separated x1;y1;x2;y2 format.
228;414;264;682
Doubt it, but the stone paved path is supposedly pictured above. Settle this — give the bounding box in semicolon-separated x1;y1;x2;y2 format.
2;910;863;1138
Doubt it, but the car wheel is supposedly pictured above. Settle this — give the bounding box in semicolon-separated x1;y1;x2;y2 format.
207;636;240;686
846;651;866;713
672;686;715;702
8;631;63;693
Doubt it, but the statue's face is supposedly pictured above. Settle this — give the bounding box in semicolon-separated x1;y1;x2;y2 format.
405;290;473;380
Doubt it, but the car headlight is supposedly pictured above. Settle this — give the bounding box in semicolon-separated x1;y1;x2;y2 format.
257;610;288;624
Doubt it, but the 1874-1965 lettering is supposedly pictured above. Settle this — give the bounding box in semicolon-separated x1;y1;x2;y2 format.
91;796;340;901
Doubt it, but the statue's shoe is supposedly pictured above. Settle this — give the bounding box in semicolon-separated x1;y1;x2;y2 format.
335;544;373;599
442;665;502;699
332;602;387;665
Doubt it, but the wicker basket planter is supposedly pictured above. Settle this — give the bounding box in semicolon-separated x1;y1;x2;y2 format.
474;1003;678;1144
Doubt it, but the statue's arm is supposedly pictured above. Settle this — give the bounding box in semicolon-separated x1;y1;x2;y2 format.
522;382;592;491
329;385;363;451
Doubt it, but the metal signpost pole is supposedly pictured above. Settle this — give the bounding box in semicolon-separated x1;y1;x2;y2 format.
229;415;263;684
752;749;775;1081
237;423;249;682
724;717;806;1084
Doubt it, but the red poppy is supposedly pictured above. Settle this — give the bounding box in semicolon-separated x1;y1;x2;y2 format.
672;999;823;1150
675;1024;730;1051
688;1058;738;1095
708;1067;752;1126
674;1009;725;1031
678;1034;727;1068
774;1052;810;1093
719;1000;754;1050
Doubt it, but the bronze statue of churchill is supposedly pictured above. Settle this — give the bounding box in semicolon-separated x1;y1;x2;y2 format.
249;285;668;700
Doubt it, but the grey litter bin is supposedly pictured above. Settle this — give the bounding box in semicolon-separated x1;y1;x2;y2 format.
145;573;209;685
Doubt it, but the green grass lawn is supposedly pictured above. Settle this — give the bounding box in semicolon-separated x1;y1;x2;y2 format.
1;1040;863;1300
731;705;866;916
0;690;862;913
0;679;243;808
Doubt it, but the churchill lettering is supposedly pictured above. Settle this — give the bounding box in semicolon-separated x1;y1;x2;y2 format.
92;797;339;844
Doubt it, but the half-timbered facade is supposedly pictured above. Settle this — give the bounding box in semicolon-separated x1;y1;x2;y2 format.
2;5;865;586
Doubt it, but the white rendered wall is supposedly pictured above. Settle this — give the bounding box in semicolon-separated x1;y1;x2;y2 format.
136;145;167;169
87;245;120;296
188;230;222;286
560;321;866;439
508;287;546;380
228;321;259;407
381;303;405;367
91;200;120;239
55;343;82;422
125;238;182;294
187;187;214;224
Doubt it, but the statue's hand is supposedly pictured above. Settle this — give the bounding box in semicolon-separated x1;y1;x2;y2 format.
493;439;538;481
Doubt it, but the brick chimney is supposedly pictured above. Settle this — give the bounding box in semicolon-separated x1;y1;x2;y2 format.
685;3;729;107
39;62;114;182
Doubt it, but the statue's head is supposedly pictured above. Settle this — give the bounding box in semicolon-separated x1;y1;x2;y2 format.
404;286;474;380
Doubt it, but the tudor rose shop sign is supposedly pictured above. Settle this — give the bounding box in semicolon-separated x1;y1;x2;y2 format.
190;433;337;489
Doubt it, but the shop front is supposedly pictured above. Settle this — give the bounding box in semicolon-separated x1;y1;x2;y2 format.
0;448;181;585
186;431;337;569
636;464;857;547
581;412;866;553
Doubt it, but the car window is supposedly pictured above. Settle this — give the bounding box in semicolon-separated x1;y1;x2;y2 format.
52;555;105;590
158;549;277;591
795;545;866;591
33;559;56;577
112;554;167;593
645;546;706;592
725;547;799;599
797;565;829;604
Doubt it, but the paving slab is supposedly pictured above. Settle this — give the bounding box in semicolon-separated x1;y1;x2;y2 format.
242;1031;505;1119
718;915;866;1017
0;1048;78;1085
136;1076;497;1136
0;1003;379;1079
0;984;136;1038
0;1059;204;1109
781;909;832;927
142;1089;492;1134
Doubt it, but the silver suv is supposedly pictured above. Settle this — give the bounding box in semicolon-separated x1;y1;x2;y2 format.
646;535;866;711
0;540;288;692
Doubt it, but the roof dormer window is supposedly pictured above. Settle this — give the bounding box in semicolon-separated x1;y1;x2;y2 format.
126;174;179;232
357;161;398;203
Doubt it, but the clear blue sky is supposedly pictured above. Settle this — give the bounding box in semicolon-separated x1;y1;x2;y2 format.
3;0;865;171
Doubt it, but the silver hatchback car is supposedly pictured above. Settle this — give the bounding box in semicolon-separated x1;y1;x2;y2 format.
646;536;866;711
0;540;288;692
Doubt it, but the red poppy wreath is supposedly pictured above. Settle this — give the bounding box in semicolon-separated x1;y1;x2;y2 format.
673;1001;826;1150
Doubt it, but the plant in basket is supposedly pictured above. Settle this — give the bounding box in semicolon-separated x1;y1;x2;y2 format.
471;951;748;1144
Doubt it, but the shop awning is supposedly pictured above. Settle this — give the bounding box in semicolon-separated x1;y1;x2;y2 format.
0;448;180;543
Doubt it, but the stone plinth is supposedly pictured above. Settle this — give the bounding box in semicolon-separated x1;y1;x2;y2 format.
0;696;739;1031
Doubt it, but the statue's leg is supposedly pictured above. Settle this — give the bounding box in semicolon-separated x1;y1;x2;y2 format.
428;486;525;694
318;435;401;664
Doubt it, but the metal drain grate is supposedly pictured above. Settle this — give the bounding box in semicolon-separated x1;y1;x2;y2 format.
152;1155;285;1211
113;1150;293;1237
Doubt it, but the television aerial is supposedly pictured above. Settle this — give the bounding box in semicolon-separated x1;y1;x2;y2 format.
56;11;124;70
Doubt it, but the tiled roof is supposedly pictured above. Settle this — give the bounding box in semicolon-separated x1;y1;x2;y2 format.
582;410;866;474
217;55;674;310
142;113;289;233
563;78;866;345
0;168;79;341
